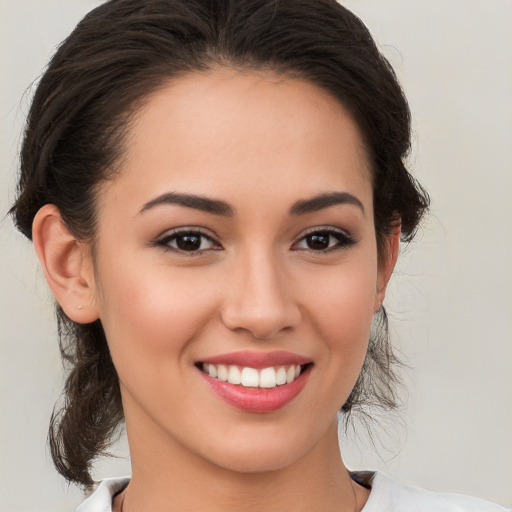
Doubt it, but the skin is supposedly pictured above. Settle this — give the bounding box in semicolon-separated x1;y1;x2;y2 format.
33;69;399;511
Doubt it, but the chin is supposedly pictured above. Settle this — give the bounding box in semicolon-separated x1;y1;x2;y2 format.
195;424;321;475
211;446;303;474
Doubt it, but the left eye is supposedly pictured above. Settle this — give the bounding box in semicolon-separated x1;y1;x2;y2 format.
158;231;217;252
294;230;354;251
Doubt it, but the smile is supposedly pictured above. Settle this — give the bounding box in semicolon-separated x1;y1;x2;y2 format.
196;351;313;413
200;363;304;388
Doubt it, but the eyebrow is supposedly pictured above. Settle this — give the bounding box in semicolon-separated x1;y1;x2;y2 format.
139;192;234;216
139;190;364;217
290;192;365;216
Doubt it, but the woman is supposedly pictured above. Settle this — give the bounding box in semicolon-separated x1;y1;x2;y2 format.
8;0;509;510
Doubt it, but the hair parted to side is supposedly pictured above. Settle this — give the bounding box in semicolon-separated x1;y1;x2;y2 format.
10;0;429;488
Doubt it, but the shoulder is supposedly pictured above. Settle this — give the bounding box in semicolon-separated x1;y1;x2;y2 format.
74;477;130;512
361;472;511;512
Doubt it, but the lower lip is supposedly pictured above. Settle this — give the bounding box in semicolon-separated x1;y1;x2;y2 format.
199;366;312;413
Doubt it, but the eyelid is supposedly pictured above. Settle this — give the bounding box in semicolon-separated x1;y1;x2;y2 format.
153;226;223;254
152;225;356;255
156;225;219;240
291;225;357;251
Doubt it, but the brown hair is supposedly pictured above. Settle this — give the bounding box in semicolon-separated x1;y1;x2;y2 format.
10;0;428;487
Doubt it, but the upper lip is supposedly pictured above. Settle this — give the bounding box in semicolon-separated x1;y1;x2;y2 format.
198;350;312;368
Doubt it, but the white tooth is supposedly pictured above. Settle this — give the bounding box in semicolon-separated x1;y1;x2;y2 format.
294;364;301;378
208;364;218;378
260;367;277;388
286;366;295;383
227;365;241;385
202;363;208;373
217;364;228;382
276;366;287;385
241;367;259;387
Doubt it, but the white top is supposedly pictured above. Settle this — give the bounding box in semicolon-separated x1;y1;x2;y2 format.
75;472;510;511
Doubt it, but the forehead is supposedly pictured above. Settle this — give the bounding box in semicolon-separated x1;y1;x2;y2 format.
102;69;373;215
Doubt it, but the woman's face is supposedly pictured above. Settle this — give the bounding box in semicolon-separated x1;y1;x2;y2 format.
86;69;394;473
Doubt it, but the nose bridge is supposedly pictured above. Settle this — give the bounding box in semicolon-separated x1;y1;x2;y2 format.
221;244;300;338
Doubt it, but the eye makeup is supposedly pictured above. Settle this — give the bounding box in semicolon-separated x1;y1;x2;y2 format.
151;224;357;258
153;227;222;255
292;226;357;253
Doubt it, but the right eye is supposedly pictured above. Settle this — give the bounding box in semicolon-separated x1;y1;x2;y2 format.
156;229;220;254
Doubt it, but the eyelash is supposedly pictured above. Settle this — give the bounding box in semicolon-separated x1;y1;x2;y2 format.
292;227;356;253
154;228;221;255
154;227;356;255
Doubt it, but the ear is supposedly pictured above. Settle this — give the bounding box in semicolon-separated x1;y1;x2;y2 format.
32;204;99;323
374;223;401;313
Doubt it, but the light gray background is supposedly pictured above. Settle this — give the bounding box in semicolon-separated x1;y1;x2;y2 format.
1;1;511;510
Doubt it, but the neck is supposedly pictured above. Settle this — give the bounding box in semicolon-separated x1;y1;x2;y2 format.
119;416;368;512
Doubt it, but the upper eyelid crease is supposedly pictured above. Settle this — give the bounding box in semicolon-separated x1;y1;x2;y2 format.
298;225;351;236
157;228;218;243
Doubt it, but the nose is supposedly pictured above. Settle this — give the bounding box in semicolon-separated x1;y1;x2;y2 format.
221;250;301;340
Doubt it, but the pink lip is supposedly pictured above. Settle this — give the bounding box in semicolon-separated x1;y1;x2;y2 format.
198;364;312;413
199;350;311;369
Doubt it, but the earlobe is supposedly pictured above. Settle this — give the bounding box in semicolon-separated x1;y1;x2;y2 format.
32;204;99;323
374;224;401;313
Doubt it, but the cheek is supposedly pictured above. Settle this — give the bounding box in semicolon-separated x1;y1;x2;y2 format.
95;259;219;376
321;284;375;369
306;251;377;334
301;251;378;395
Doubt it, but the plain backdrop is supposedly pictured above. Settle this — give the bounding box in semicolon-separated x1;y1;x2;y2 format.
1;1;511;510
